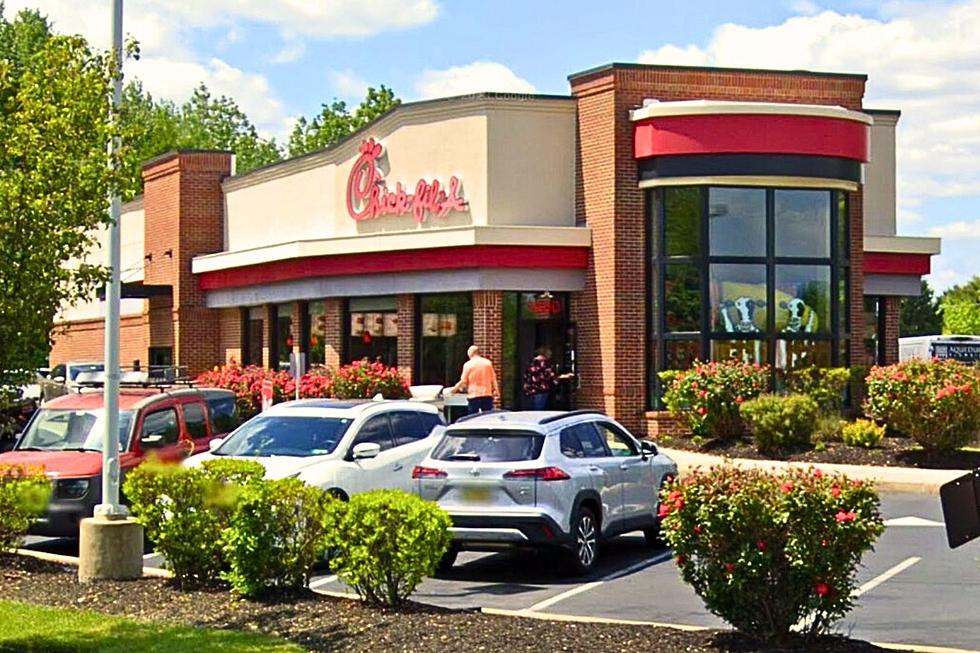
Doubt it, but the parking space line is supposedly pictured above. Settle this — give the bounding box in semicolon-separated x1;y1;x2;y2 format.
526;551;673;613
852;556;921;598
309;575;338;589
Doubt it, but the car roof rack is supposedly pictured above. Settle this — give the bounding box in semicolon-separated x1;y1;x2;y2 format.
538;409;608;425
74;366;195;390
453;409;511;424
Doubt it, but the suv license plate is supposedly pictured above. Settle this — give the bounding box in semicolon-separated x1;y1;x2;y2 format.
461;487;491;503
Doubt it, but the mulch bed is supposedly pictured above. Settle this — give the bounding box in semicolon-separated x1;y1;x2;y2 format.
667;434;980;470
0;555;893;652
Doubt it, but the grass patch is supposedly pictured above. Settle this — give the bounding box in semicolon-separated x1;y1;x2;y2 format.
0;599;301;653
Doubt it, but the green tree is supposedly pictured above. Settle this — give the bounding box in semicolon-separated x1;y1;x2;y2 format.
288;85;400;157
0;9;124;393
941;276;980;335
900;279;942;337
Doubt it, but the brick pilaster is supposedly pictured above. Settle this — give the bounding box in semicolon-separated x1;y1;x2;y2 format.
396;295;416;384
323;298;343;369
883;296;901;364
472;291;503;405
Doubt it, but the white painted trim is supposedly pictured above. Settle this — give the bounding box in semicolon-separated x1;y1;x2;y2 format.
630;99;872;124
191;225;591;274
638;176;859;192
864;235;941;255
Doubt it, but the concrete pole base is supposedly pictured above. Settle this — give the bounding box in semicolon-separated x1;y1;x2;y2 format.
78;516;144;583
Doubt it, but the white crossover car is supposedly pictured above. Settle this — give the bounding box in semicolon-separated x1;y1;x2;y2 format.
186;399;444;499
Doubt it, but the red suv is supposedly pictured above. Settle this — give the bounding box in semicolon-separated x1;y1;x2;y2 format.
0;386;238;537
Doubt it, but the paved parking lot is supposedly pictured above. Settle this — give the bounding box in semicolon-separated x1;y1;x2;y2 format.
23;492;980;651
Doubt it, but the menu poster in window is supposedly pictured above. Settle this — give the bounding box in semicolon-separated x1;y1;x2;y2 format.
383;313;399;337
422;313;439;337
439;314;458;337
350;312;365;335
365;312;384;337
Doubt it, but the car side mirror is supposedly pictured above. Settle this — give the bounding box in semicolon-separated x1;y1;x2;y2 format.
208;437;224;452
640;441;658;457
352;442;381;460
140;434;165;449
53;376;65;384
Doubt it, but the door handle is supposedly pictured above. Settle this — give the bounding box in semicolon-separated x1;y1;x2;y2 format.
620;462;629;470
392;463;404;471
588;466;601;472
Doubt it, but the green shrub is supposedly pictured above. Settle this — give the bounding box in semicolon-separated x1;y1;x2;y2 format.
0;464;51;553
787;367;850;412
660;466;884;644
865;359;980;452
660;360;770;439
328;490;451;606
812;413;844;444
222;478;337;597
199;458;266;485
841;419;885;449
739;394;818;454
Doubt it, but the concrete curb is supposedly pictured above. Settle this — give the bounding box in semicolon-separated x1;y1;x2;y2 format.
13;547;172;579
481;607;979;653
659;447;967;495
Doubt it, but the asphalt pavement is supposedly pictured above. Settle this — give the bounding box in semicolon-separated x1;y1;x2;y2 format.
21;492;980;651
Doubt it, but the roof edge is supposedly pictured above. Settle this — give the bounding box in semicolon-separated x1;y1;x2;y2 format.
568;62;869;83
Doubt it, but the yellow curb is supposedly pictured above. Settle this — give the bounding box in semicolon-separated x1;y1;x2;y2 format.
481;607;980;653
14;547;171;579
659;447;967;496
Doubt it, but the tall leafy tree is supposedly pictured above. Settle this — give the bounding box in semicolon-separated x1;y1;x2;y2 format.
288;85;400;157
941;276;980;335
900;279;942;337
0;8;124;393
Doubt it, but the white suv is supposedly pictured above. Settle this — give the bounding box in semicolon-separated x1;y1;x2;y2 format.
186;399;444;499
413;410;677;575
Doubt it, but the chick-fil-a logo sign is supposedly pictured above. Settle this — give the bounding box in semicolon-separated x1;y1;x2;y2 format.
346;138;468;224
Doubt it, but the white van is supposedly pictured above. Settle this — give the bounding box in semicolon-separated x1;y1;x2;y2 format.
898;335;980;363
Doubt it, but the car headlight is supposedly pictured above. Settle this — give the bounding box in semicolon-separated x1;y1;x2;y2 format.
56;478;90;499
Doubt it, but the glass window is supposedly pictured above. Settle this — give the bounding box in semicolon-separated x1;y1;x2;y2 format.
708;187;766;257
775;190;830;258
559;428;586;458
352;415;395;452
418;412;444;434
575;423;609;457
276;304;292;368
664;340;700;372
389;411;427;447
17;409;133;451
183;403;208;439
864;296;884;366
418;293;474;386
245;307;264;366
837;192;849;262
431;430;544;462
711;264;767;333
141;409;179;445
213;415;351;457
774;265;831;334
775;339;833;371
711;339;769;366
308;301;326;366
593;422;638;457
664;187;702;257
665;264;701;332
347;297;398;366
206;394;238;435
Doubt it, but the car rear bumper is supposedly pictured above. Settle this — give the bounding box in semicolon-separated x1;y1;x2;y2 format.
448;511;571;547
29;498;96;538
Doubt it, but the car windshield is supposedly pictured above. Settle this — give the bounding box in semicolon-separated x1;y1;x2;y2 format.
18;408;134;452
432;429;544;462
68;364;104;381
213;415;351;458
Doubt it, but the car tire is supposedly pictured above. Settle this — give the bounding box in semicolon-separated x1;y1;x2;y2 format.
566;507;599;576
437;546;459;573
643;521;665;548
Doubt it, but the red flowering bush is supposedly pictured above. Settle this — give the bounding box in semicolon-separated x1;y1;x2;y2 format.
865;359;980;452
659;360;770;439
332;359;409;400
298;366;334;399
660;466;884;644
196;365;295;419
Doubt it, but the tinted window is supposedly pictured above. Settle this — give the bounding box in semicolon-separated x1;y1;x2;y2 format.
389;411;427;447
559;427;585;458
183;403;208;439
432;429;544;462
50;365;65;380
418;412;444;434
594;422;638;457
215;415;351;457
68;364;104;381
207;395;238;434
18;409;133;451
575;423;610;457
141;409;179;445
352;415;395;452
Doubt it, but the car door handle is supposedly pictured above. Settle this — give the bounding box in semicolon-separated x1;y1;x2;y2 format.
392;463;403;471
588;466;602;472
620;462;630;470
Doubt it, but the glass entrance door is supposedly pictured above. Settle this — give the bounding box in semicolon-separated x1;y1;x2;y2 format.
503;292;574;410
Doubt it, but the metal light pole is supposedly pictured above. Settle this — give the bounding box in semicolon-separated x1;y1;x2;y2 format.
94;0;126;519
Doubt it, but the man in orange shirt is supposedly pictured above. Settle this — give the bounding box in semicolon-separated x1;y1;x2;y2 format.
449;345;499;414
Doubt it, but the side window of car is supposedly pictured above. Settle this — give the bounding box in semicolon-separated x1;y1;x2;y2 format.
51;364;66;380
351;415;395;452
575;423;610;457
559;427;586;458
206;395;238;434
389;411;428;447
183;403;208;439
594;421;639;457
140;408;179;444
418;411;444;434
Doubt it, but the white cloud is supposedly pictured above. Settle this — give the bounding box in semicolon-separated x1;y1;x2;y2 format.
329;69;370;100
927;220;980;240
789;0;821;16
270;41;306;65
414;61;536;100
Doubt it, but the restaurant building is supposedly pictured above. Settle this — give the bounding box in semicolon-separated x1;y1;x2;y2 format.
50;63;940;436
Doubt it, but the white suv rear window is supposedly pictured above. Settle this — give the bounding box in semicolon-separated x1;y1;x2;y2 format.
432;430;544;462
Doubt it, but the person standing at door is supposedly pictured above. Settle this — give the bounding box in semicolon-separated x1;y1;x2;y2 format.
522;347;572;410
448;345;499;414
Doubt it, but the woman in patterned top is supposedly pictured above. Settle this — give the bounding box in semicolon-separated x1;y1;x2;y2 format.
522;347;573;410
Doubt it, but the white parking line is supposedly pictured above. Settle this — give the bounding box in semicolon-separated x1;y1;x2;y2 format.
852;556;922;598
309;574;338;589
526;551;673;613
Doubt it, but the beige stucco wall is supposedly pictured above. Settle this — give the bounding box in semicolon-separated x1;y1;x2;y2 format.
863;111;898;237
59;206;146;322
221;97;578;255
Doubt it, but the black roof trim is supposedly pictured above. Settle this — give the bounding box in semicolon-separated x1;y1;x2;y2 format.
538;410;608;425
865;108;901;117
568;62;868;83
453;409;511;424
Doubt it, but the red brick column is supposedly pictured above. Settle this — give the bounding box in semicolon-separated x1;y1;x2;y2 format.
323;298;343;369
396;295;415;384
848;188;866;367
472;291;503;405
882;296;901;364
263;304;276;369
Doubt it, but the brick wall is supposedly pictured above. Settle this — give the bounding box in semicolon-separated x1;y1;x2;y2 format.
49;315;147;367
569;64;867;436
883;296;901;364
397;295;416;384
322;298;343;369
472;291;503;404
217;307;242;365
645;411;692;439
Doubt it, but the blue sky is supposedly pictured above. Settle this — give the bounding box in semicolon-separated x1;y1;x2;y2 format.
6;0;980;292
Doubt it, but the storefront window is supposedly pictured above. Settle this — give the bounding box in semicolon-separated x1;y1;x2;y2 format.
864;296;885;365
275;304;292;370
649;186;848;408
418;293;473;387
242;306;264;366
307;301;326;366
502;291;572;410
347;297;398;366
